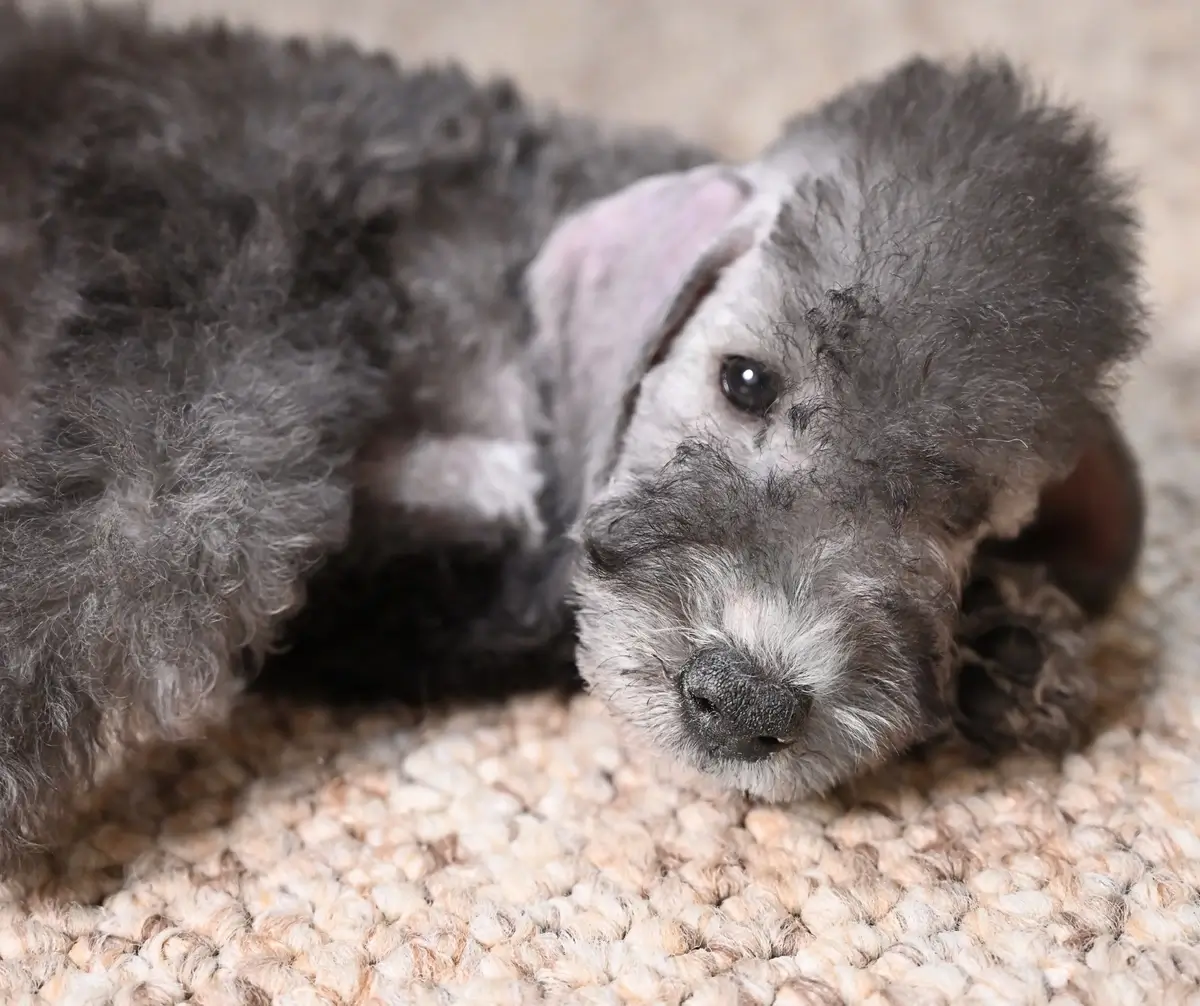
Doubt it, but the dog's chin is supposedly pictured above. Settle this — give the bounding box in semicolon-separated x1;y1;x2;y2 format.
627;701;909;803
678;733;890;803
689;748;846;803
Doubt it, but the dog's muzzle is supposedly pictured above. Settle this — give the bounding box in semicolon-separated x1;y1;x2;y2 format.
677;645;813;761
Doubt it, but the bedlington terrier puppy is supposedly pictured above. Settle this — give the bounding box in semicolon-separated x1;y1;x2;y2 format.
0;2;1146;859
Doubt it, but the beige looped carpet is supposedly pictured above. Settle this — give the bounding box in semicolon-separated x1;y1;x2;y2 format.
5;2;1200;1003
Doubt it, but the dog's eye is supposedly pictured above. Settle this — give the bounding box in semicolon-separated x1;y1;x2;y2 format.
720;356;778;415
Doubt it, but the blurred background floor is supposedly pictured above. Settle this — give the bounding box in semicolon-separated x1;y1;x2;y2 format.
8;2;1200;1004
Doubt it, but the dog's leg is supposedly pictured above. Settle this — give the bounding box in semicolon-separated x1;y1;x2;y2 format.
951;410;1144;753
0;351;371;862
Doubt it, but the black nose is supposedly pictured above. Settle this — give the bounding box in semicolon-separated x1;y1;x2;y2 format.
678;646;813;761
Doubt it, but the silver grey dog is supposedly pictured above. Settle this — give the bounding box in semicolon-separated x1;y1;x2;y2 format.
0;3;1147;860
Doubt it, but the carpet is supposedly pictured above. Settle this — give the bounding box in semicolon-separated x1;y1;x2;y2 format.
5;1;1200;1003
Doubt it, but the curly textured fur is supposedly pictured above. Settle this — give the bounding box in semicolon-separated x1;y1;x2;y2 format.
0;2;1147;859
0;1;674;854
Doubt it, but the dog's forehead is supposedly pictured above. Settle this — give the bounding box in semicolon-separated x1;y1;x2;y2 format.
705;174;853;365
731;116;884;314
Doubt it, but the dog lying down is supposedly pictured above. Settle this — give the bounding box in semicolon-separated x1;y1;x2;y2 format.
0;3;1147;859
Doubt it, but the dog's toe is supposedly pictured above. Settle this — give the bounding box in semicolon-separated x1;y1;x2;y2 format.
955;660;1018;748
970;623;1044;685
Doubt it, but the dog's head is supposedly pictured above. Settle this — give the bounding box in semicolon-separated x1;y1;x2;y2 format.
528;57;1145;798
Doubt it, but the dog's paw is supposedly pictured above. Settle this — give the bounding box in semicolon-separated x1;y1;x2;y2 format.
952;558;1098;755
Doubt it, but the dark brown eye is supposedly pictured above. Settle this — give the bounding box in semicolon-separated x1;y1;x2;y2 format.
720;356;778;416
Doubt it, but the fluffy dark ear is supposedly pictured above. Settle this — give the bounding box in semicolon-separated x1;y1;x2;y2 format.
982;407;1144;616
527;166;758;518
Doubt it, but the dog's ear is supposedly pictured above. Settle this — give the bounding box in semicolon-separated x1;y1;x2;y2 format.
982;407;1144;617
527;166;756;517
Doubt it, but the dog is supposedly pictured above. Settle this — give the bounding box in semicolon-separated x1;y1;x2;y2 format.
0;2;1147;860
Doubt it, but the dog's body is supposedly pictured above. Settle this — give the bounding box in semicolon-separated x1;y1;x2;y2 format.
0;3;1147;858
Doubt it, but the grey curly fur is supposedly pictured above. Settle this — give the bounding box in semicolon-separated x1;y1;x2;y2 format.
0;2;1147;860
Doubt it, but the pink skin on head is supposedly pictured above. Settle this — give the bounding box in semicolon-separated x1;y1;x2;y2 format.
528;165;756;501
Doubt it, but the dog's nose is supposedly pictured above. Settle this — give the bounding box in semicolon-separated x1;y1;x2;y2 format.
678;646;813;761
